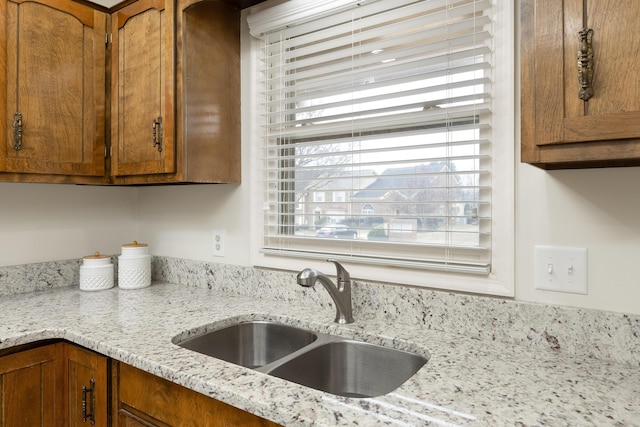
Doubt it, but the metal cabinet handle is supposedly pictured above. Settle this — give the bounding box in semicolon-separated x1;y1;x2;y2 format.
81;378;95;425
13;112;23;151
577;28;594;101
152;116;163;152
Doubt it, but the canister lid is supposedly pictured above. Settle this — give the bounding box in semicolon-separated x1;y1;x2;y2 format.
83;251;110;260
122;240;148;248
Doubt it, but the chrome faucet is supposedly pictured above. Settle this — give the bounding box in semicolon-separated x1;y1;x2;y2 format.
297;260;354;324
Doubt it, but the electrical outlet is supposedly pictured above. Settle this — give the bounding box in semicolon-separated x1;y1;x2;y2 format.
212;229;225;257
534;245;587;294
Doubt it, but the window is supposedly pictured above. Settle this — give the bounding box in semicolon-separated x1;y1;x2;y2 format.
247;0;514;295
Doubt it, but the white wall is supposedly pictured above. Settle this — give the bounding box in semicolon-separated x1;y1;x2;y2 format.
0;183;138;266
136;183;251;265
516;165;640;315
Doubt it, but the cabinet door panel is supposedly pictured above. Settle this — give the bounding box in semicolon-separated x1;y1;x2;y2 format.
111;0;175;177
0;0;106;177
65;344;108;427
118;406;171;427
534;0;640;146
521;0;640;167
557;0;640;143
113;362;281;427
0;343;64;427
583;0;640;116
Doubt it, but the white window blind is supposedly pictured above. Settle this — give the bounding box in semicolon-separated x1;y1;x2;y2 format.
252;0;494;275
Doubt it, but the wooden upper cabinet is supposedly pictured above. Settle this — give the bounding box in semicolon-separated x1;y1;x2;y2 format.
521;0;640;169
111;0;240;184
110;0;176;179
0;0;240;184
0;0;107;183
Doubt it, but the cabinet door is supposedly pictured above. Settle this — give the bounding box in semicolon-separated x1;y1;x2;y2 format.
0;0;107;177
112;362;282;427
111;0;175;177
521;0;640;167
0;343;64;427
65;344;108;427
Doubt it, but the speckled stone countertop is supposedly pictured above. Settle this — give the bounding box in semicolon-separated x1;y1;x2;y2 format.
0;281;638;426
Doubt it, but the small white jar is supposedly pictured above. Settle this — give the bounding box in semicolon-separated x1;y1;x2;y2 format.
118;241;151;290
80;252;114;291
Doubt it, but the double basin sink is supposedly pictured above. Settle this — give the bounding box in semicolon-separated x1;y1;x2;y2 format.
173;320;428;398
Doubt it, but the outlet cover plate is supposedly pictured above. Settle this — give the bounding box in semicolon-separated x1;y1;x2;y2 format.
534;245;587;294
212;229;225;257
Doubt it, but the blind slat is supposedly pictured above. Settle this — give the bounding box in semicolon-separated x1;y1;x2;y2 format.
266;13;492;64
264;34;492;85
264;105;492;138
263;62;490;102
266;78;492;116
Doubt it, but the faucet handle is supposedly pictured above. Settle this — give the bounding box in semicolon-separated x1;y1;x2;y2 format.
327;259;350;283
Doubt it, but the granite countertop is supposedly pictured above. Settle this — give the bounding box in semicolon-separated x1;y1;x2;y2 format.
0;282;638;426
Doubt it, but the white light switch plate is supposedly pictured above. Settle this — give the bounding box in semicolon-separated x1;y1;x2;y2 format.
534;245;587;294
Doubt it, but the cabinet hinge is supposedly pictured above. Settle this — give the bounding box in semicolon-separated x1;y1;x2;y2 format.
105;33;112;46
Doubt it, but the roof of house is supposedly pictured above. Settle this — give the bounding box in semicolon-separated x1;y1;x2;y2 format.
353;162;454;200
294;168;378;193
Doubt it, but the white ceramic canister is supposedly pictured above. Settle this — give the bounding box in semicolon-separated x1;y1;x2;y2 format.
118;241;151;290
80;252;114;291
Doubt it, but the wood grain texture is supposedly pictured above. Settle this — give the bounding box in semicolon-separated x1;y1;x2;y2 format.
521;0;640;168
65;344;109;427
0;0;107;182
110;0;175;177
112;0;240;184
0;343;65;427
181;0;241;183
2;0;240;184
112;362;282;427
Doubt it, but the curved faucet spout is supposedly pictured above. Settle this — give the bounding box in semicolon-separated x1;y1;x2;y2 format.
296;261;354;324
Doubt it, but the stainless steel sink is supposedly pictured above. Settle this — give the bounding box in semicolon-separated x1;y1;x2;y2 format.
175;320;428;398
175;321;317;369
267;340;427;398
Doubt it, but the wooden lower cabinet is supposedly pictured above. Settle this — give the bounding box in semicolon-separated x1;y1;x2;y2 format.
65;344;109;426
0;342;108;427
0;343;64;427
112;362;281;427
0;342;278;427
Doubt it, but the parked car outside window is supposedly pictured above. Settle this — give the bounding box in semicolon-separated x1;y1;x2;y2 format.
316;225;357;239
